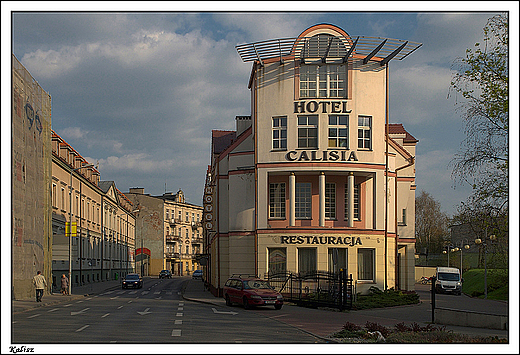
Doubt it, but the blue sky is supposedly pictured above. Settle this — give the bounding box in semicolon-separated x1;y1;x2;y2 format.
3;3;517;217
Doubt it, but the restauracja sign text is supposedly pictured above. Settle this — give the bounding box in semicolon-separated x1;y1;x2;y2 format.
281;235;362;246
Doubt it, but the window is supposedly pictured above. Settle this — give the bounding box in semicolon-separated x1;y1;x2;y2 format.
357;248;375;281
61;187;65;211
328;248;348;273
298;115;318;148
185;212;189;222
272;116;287;150
328;115;348;148
325;182;336;219
295;182;312;219
269;183;286;219
358;116;372;149
268;248;287;275
345;183;360;221
52;184;57;207
398;208;407;226
299;65;346;98
298;248;317;276
166;210;169;220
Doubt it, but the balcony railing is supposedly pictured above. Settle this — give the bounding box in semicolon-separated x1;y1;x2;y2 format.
191;237;204;244
166;234;180;242
191;221;202;229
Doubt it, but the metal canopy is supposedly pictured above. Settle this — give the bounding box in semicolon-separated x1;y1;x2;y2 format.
236;35;421;66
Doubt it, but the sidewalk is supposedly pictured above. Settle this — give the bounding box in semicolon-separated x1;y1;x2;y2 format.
181;278;509;341
12;279;124;314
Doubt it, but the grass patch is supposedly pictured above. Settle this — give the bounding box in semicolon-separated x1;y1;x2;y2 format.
331;321;508;344
352;286;420;310
462;269;508;300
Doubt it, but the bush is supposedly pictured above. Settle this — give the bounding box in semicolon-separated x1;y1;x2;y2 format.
353;287;420;310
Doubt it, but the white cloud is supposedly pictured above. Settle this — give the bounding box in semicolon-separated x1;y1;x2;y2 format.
60;126;88;140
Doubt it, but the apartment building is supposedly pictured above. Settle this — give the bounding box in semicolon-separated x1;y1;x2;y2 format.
51;131;136;289
126;188;203;276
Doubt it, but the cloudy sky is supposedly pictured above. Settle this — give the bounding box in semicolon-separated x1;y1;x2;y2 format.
3;3;517;217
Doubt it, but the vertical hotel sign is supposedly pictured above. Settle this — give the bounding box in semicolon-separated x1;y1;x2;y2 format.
203;185;215;232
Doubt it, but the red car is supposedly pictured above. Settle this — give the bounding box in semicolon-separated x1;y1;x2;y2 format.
223;275;283;310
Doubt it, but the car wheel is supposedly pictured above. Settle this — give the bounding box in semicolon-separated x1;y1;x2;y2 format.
243;297;250;310
225;295;232;306
274;304;282;310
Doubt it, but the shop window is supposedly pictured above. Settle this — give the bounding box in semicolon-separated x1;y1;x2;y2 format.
328;248;348;273
358;116;372;149
298;115;318;149
325;182;336;219
299;65;346;98
328;115;349;148
295;182;312;219
269;183;286;219
344;183;360;221
268;248;287;275
298;248;317;277
357;248;375;281
272;116;287;150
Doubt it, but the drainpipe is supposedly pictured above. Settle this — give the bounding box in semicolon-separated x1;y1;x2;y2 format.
384;63;389;291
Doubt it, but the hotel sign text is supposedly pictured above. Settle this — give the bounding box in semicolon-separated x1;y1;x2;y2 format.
294;100;352;114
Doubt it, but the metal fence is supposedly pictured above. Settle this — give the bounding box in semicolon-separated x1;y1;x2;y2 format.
267;270;353;310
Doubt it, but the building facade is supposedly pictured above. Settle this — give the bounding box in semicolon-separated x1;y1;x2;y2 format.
126;188;203;277
51;131;136;290
12;55;52;300
205;24;420;296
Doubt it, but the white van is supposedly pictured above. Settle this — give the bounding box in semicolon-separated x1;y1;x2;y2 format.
435;267;462;295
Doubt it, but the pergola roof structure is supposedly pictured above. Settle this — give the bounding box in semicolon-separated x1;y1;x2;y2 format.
236;34;422;66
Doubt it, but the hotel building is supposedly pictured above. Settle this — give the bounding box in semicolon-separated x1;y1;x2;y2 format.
204;24;421;296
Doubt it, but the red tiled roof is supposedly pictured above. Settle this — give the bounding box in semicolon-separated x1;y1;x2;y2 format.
387;123;418;143
212;130;237;154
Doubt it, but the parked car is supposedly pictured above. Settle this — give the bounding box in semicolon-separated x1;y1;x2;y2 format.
223;275;283;310
192;270;203;279
122;273;143;289
159;269;172;279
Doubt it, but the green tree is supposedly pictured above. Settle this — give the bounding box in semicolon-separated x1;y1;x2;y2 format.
415;191;449;256
449;14;508;212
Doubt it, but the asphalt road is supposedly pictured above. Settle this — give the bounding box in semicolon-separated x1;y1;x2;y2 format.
11;278;322;344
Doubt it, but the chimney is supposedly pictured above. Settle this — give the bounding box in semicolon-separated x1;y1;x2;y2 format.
235;115;252;136
129;187;145;194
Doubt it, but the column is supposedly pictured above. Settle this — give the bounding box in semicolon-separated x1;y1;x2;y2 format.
289;172;295;227
319;172;325;227
348;172;354;227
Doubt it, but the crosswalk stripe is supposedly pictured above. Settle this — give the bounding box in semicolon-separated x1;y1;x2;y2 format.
171;329;181;337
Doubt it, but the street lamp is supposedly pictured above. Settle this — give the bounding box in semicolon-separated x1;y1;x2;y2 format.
68;163;95;296
475;233;497;299
442;244;455;267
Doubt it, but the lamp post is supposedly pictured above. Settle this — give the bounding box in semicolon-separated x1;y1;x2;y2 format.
68;163;95;296
442;244;455;267
475;232;496;299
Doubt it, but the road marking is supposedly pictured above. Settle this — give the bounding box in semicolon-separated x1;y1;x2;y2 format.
105;291;114;294
141;291;149;295
129;291;137;294
118;291;126;294
12;321;17;324
178;307;184;311
48;308;59;313
155;297;162;300
212;308;238;315
85;297;92;300
118;305;124;309
76;300;83;303
127;300;132;304
175;320;182;325
179;302;184;306
176;313;183;317
110;296;119;300
171;329;182;337
154;291;161;295
75;325;89;332
93;295;99;298
166;291;173;295
101;313;110;318
71;308;90;316
110;341;117;343
137;308;152;315
27;314;41;319
63;304;73;307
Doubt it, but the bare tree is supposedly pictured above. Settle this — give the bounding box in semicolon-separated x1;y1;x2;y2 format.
415;191;449;255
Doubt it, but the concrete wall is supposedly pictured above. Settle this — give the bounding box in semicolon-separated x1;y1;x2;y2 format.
12;55;52;300
435;308;508;330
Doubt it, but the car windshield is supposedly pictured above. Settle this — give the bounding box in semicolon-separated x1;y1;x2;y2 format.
437;272;460;281
243;280;272;290
126;275;139;280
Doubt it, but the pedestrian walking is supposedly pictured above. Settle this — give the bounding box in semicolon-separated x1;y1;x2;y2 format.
60;274;69;295
33;271;47;302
